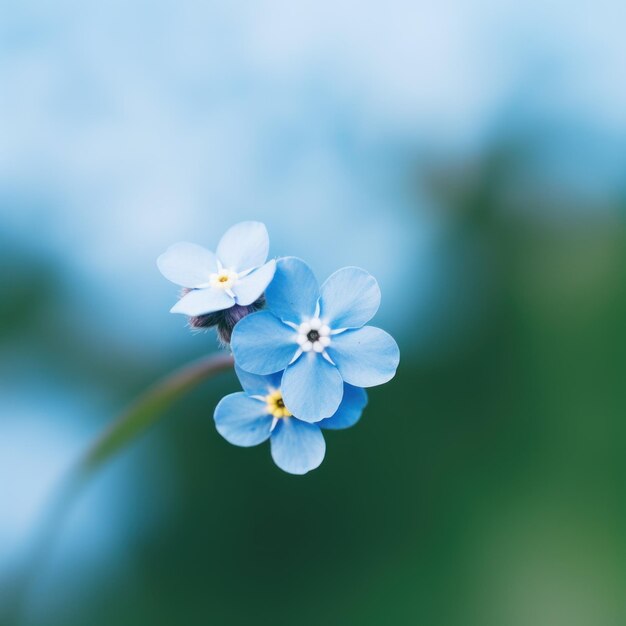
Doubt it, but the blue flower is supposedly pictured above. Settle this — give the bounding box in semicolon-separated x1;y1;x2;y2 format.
231;257;399;421
214;367;368;475
157;221;276;317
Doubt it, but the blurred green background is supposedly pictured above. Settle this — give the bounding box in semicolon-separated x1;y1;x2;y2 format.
2;2;626;625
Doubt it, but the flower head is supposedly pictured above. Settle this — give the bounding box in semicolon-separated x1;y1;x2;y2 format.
157;221;276;319
231;257;400;421
214;367;368;474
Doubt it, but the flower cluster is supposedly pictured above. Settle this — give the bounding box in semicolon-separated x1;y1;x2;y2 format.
158;221;400;474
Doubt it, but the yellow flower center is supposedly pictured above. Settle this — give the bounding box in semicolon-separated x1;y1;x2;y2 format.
265;390;292;419
209;268;238;290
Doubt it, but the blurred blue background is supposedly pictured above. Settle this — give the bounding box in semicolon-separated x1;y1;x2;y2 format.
1;2;626;625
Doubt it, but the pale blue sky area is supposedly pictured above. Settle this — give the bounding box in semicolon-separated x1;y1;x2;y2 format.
1;0;624;344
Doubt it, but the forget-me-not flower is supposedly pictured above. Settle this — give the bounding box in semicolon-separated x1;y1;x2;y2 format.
214;367;368;474
231;257;399;421
157;221;276;318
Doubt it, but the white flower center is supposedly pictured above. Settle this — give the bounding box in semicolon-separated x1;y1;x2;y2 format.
209;269;238;290
296;318;332;354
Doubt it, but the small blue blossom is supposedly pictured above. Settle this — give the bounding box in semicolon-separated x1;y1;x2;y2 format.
157;221;276;317
214;367;368;474
231;257;400;421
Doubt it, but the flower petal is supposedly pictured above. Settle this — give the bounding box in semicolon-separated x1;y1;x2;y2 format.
234;365;282;397
157;242;217;288
171;287;234;316
232;260;276;306
265;257;319;324
270;418;325;475
281;352;344;422
327;326;400;387
216;221;269;272
231;311;298;375
214;393;273;447
319;267;381;329
319;384;368;430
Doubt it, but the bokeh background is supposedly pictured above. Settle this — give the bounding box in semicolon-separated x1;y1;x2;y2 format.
2;2;626;625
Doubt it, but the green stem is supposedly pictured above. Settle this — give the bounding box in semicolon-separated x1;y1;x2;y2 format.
3;351;234;625
79;351;234;474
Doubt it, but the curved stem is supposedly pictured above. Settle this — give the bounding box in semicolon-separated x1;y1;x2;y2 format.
79;351;234;474
2;352;234;625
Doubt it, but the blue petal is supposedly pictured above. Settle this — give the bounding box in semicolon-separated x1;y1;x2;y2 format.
319;385;368;430
265;257;319;324
281;352;344;422
232;260;276;306
214;393;273;447
216;221;269;272
327;326;400;387
231;311;298;375
157;242;217;288
234;365;282;397
319;267;381;329
270;418;325;475
171;287;234;316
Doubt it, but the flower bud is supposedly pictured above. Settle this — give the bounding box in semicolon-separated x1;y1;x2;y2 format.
182;289;265;346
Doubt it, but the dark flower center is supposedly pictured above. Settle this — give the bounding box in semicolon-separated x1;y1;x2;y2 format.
307;330;320;342
276;398;285;409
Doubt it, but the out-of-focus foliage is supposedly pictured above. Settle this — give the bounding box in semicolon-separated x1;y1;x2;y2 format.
2;139;626;626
